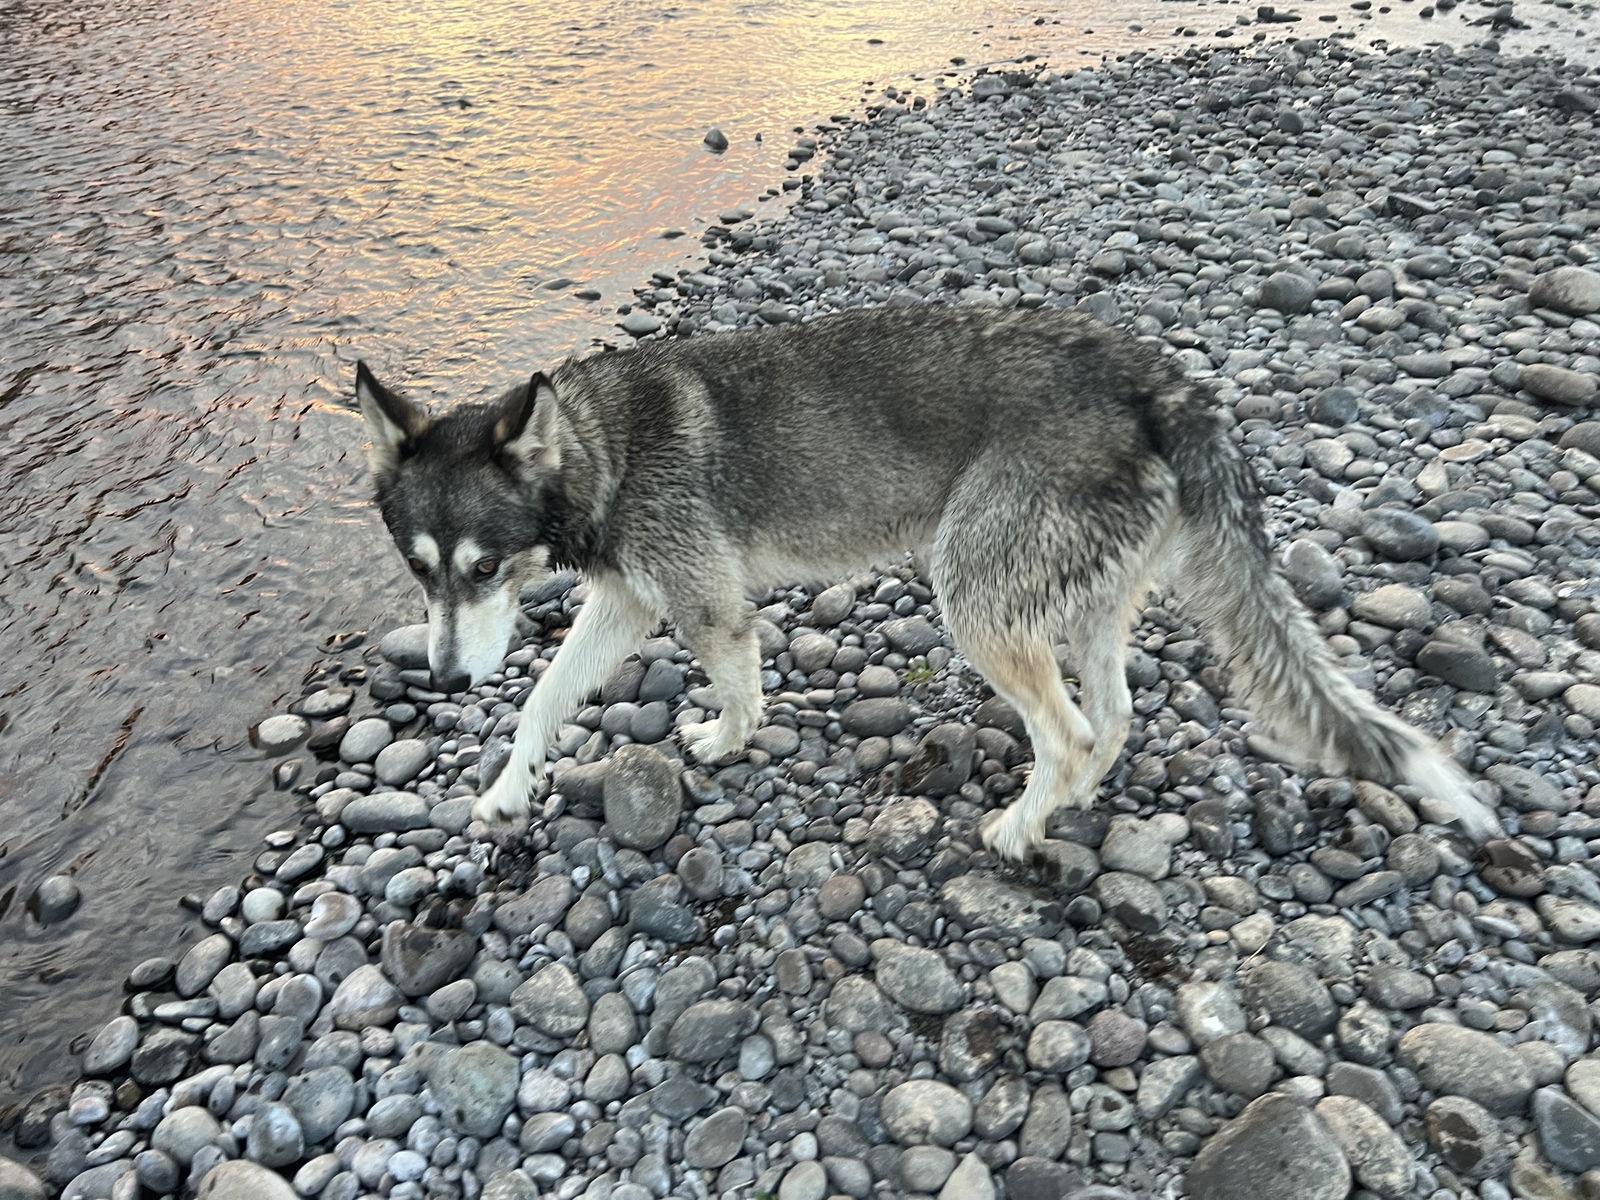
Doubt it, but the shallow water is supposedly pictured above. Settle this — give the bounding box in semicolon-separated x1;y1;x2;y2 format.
0;0;1591;1108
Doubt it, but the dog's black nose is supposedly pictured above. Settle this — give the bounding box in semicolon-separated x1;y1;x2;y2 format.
432;670;471;694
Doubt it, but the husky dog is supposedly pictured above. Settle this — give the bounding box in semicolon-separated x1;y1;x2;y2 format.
354;305;1502;861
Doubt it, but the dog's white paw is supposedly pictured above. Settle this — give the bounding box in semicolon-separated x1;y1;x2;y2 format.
679;719;747;766
473;772;534;826
981;809;1044;864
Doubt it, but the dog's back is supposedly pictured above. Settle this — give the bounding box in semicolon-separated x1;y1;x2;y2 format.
554;306;1194;582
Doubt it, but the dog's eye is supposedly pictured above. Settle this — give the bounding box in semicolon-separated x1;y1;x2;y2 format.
406;556;427;575
474;557;501;579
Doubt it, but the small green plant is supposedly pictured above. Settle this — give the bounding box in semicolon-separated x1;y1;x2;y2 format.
904;660;938;685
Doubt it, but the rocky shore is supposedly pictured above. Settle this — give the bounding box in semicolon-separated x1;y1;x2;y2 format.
7;33;1600;1200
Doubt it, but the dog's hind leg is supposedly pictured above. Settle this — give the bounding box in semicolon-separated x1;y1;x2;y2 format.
474;572;659;825
1070;586;1147;799
953;623;1099;863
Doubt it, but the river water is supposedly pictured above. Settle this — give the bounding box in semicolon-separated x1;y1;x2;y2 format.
0;0;1590;1108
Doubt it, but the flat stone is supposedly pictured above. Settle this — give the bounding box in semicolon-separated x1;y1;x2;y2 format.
1534;1086;1600;1172
1315;1095;1414;1197
1351;584;1431;630
1186;1093;1351;1200
428;1043;518;1138
195;1160;298;1200
82;1016;138;1076
340;791;428;833
510;963;589;1037
1530;265;1600;316
882;1080;972;1146
1397;1023;1533;1115
326;963;404;1030
338;717;393;763
669;999;757;1063
1522;363;1599;406
940;874;1062;939
603;743;682;851
255;713;310;753
874;941;963;1014
1425;1095;1510;1179
374;738;430;785
841;697;912;737
683;1107;745;1168
151;1107;222;1166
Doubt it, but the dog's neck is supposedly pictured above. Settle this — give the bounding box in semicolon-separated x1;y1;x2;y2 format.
537;475;609;573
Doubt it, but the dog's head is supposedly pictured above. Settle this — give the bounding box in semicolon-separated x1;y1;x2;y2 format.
355;362;562;692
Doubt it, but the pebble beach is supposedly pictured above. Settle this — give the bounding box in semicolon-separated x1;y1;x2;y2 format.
8;25;1600;1200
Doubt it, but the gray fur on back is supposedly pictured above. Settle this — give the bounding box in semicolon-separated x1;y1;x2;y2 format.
543;305;1189;583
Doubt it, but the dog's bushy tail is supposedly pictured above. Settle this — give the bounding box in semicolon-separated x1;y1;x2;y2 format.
1157;389;1503;842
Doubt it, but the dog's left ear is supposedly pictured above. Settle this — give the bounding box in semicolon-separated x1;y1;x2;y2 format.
493;373;561;470
356;362;430;478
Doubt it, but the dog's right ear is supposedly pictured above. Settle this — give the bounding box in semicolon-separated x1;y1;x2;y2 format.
355;362;429;477
493;373;561;470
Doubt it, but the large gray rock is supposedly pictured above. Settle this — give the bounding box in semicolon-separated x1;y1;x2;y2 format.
603;744;682;851
882;1080;973;1146
940;874;1062;939
1256;270;1317;314
510;963;589;1036
683;1107;746;1169
873;941;963;1014
1315;1095;1414;1197
195;1161;298;1200
1533;1086;1600;1172
1397;1024;1534;1115
1187;1094;1351;1200
427;1043;519;1138
381;922;476;997
326;964;404;1030
0;1157;44;1200
1530;265;1600;316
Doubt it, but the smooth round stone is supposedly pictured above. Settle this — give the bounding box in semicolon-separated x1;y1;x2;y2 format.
683;1107;747;1168
603;744;683;852
255;713;310;752
338;717;394;764
175;933;234;998
303;891;362;940
240;887;286;923
375;738;430;785
378;624;429;668
151;1107;223;1166
426;1043;519;1138
340;792;428;833
33;875;81;924
881;1080;973;1146
246;1101;305;1167
621;312;662;336
195;1160;299;1200
82;1016;139;1076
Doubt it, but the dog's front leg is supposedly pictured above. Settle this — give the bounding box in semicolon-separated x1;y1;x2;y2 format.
473;574;659;825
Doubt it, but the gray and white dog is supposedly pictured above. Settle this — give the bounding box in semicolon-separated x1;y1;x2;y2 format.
354;305;1502;861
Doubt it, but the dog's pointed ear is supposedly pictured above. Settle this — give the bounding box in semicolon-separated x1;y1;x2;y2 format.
493;373;561;469
355;361;428;477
